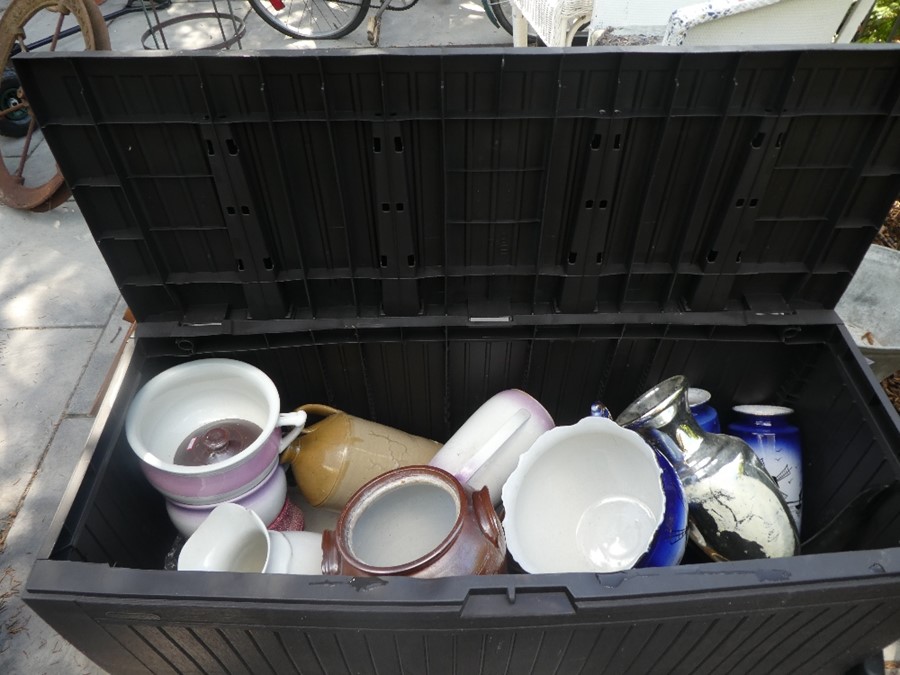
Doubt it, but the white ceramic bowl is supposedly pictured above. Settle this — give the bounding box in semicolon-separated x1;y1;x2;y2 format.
502;416;666;574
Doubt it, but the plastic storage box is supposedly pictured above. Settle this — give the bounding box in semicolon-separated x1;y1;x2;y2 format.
15;47;900;674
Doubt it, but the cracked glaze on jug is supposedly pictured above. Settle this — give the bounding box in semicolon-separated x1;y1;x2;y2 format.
617;376;799;561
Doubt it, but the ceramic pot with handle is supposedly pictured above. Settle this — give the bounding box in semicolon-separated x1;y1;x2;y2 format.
125;359;307;505
178;503;323;575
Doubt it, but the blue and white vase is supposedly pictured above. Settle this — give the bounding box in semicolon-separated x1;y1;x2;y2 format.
727;405;802;531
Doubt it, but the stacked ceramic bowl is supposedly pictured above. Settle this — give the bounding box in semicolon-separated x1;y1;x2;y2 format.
125;359;307;537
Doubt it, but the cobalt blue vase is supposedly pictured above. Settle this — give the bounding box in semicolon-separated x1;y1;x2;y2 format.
688;388;720;433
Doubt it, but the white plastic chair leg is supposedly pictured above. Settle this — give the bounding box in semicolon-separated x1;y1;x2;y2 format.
512;5;530;46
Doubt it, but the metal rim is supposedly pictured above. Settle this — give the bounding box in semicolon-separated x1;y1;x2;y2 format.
0;0;110;211
247;0;371;40
140;11;247;51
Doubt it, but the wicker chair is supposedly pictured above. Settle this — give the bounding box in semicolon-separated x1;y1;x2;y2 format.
509;0;592;46
510;0;875;47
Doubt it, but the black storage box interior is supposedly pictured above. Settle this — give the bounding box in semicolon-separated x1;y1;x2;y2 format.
15;47;900;674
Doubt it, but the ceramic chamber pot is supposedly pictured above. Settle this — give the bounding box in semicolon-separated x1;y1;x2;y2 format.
322;466;507;578
165;463;290;538
125;358;306;505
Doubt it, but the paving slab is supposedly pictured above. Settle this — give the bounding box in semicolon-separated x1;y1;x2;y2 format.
0;202;120;330
102;0;511;51
0;326;102;543
0;417;106;675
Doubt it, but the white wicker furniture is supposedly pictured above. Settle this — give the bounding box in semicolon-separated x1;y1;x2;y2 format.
510;0;591;46
660;0;875;46
511;0;875;48
587;0;700;43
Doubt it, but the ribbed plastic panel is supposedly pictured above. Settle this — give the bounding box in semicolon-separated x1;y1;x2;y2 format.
15;47;900;675
75;601;900;675
15;47;900;327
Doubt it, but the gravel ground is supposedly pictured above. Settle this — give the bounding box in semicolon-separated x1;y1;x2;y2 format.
874;201;900;413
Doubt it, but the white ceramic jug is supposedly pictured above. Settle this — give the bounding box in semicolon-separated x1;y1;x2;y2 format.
429;389;554;504
178;503;323;575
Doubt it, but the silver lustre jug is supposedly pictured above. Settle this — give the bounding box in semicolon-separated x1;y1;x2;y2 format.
616;376;799;561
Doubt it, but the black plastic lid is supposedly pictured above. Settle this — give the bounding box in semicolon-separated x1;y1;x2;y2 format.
15;47;900;333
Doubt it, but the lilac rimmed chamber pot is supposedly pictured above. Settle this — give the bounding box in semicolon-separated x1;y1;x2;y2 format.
125;358;306;505
165;463;289;537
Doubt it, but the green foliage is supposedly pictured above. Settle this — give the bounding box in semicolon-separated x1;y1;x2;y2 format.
857;0;900;42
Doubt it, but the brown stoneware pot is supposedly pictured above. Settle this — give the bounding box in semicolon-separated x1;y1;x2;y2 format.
321;465;507;578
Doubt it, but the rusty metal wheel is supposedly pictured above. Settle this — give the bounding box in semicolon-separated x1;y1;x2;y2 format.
0;0;110;211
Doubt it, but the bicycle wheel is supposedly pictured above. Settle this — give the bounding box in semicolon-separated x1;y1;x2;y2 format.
486;0;513;35
0;0;110;211
248;0;370;39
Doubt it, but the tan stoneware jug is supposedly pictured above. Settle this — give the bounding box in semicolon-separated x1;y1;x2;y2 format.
281;404;442;510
